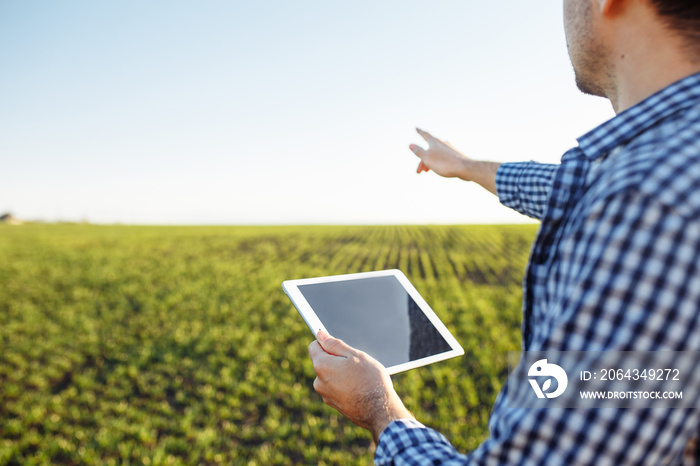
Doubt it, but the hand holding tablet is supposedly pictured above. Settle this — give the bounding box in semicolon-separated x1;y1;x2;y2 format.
283;269;464;374
307;328;415;443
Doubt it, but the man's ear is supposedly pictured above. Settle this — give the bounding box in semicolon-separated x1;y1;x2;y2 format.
597;0;626;16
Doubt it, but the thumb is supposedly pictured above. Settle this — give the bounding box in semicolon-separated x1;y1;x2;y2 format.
317;330;354;357
409;144;426;158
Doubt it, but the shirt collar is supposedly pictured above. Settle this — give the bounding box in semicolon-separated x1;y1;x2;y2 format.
576;71;700;160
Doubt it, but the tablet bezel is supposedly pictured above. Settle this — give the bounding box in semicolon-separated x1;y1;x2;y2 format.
282;269;464;375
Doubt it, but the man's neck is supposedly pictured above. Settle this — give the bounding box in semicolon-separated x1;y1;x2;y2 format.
610;45;700;114
605;7;700;113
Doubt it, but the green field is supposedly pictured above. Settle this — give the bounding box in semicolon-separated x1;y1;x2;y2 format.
0;224;537;465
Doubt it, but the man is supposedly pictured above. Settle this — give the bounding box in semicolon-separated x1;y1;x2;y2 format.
308;0;700;463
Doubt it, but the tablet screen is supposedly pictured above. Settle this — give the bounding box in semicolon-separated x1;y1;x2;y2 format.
298;275;452;368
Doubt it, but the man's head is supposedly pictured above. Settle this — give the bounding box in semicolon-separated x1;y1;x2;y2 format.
563;0;700;110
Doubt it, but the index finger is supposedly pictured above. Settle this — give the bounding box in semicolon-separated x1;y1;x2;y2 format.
308;339;324;361
308;340;336;366
308;340;340;377
416;127;436;143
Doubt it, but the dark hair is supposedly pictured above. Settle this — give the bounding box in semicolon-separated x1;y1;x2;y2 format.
650;1;700;60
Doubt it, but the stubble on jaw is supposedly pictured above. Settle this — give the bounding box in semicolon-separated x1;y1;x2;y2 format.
564;0;614;99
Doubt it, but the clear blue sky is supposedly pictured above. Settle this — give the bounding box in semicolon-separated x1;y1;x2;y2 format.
0;1;614;224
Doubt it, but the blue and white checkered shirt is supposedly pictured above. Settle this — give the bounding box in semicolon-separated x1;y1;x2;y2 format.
375;72;700;465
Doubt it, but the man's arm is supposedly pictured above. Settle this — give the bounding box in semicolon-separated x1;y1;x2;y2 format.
409;128;559;220
308;187;700;464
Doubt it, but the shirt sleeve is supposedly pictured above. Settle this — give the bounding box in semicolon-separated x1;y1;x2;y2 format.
495;162;559;221
376;187;700;465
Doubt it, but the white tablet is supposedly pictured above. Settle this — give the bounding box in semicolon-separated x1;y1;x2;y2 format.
282;269;464;375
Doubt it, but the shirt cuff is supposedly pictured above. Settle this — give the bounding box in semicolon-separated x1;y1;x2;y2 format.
374;419;458;465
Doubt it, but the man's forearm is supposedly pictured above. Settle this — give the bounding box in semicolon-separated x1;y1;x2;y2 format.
368;401;414;444
458;160;502;196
